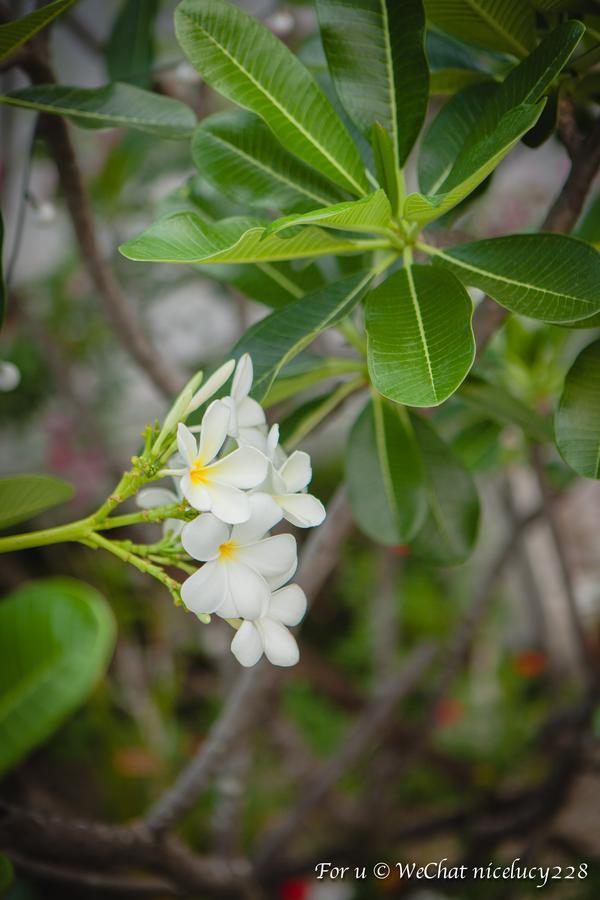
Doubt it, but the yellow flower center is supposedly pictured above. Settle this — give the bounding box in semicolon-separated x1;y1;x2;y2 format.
189;458;208;485
218;540;238;561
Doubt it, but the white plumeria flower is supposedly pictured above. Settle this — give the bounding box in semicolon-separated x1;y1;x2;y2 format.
136;481;184;538
231;583;307;668
222;354;267;449
257;425;326;528
186;358;235;414
180;494;295;620
173;401;267;524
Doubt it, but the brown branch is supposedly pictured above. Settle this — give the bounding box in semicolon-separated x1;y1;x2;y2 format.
12;50;181;399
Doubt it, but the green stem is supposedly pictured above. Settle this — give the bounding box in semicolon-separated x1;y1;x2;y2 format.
0;516;94;553
89;532;182;601
98;504;188;531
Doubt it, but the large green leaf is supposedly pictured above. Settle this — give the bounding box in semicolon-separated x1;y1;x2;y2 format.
410;413;480;565
0;474;74;531
316;0;428;166
424;0;536;57
192;111;347;214
0;0;74;62
174;0;369;196
555;340;600;479
404;100;543;225
427;234;600;323
418;82;497;194
366;264;475;407
268;190;392;237
346;397;427;545
120;213;375;264
429;67;494;94
106;0;159;87
0;578;115;777
0;83;196;138
415;22;584;212
234;271;373;401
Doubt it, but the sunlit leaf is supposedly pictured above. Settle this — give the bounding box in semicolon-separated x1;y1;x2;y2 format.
424;0;536;57
268;190;392;237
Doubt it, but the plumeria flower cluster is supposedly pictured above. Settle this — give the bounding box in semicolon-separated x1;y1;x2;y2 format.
138;355;325;668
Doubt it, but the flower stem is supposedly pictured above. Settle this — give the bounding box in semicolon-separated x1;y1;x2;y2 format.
89;532;182;603
0;516;94;552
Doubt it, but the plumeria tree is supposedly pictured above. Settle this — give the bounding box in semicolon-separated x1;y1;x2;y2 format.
0;0;599;896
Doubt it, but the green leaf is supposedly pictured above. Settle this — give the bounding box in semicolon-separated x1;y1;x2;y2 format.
346;397;427;545
424;0;536;57
106;0;159;87
192;111;347;214
416;22;585;203
372;122;403;216
410;413;480;565
0;474;74;531
0;0;75;62
268;190;392;237
0;83;196;138
366;264;475;407
316;0;428;166
263;356;364;406
119;213;376;264
404;100;544;224
418;82;497;194
200;259;326;310
555;340;600;479
460;374;552;442
0;577;115;777
428;234;600;323
234;271;372;401
174;0;369;196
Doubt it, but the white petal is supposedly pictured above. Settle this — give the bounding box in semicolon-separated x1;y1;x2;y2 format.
231;493;282;544
198;400;230;463
236;533;297;580
208;446;267;489
269;584;307;626
225;561;271;619
279;451;312;492
177;423;197;466
181;562;227;615
236;396;266;428
188;359;235;412
232;353;253;401
181;514;229;561
231;621;264;667
204;481;251;524
221;395;239;438
276;493;326;528
136;487;177;509
163;518;184;538
257;618;299;667
268;559;298;591
180;474;211;512
237;426;269;452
